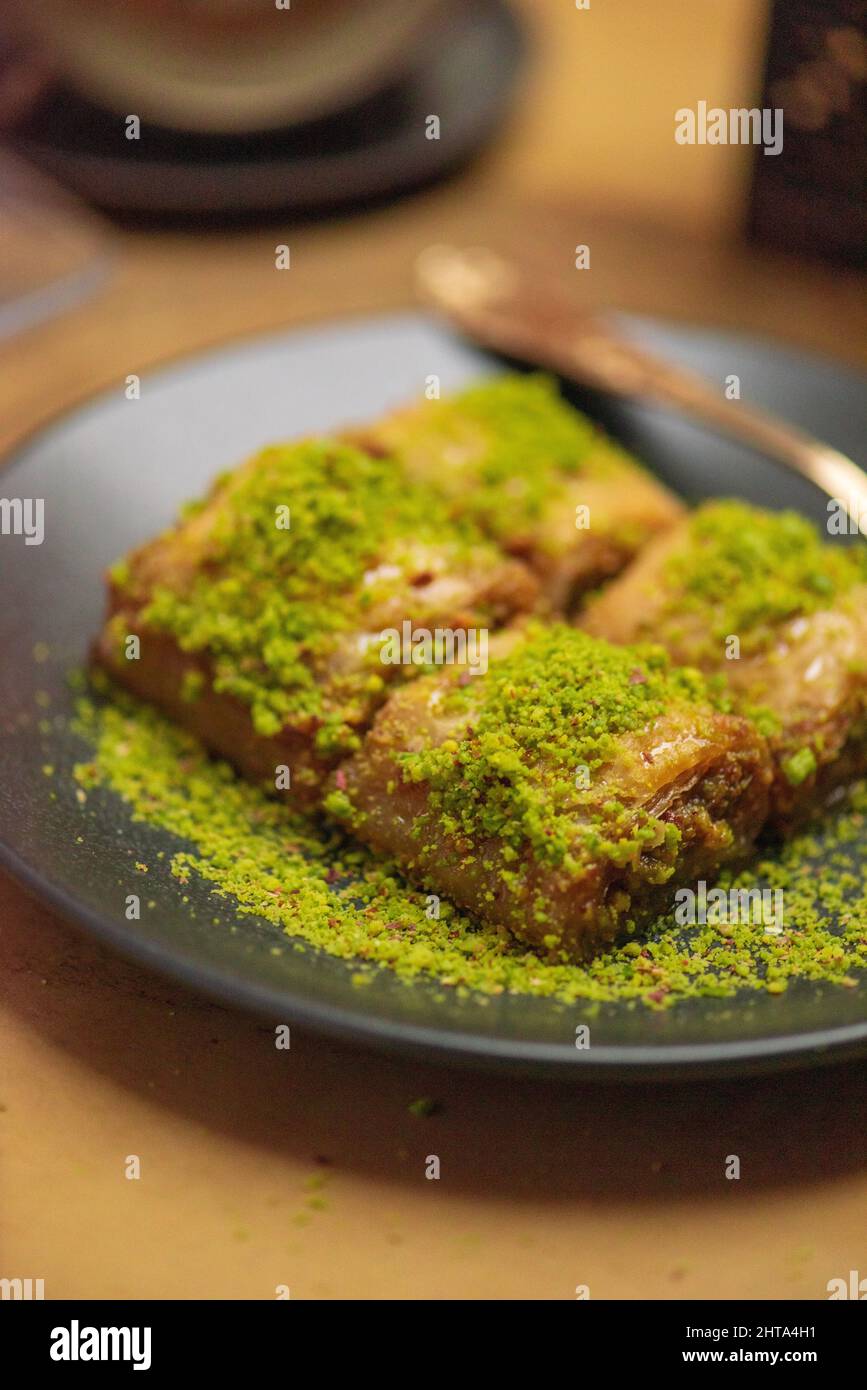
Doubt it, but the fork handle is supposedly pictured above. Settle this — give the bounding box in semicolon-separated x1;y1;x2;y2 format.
416;245;867;536
565;327;867;534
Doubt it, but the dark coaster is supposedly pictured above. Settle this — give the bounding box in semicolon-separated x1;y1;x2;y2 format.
7;0;525;222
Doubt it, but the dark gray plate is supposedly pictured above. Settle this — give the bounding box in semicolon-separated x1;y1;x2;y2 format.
2;310;867;1079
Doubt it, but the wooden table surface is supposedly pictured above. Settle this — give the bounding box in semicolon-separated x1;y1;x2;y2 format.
3;0;867;1300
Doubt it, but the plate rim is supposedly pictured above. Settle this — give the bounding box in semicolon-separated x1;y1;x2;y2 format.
6;834;867;1080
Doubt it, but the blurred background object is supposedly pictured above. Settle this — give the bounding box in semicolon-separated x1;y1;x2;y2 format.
2;0;449;134
749;0;867;266
0;0;864;444
2;0;863;260
2;0;867;1307
0;150;111;341
0;0;526;218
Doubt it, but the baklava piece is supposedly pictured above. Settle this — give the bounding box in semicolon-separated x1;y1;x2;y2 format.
581;500;867;827
348;374;684;612
95;440;538;806
325;625;772;960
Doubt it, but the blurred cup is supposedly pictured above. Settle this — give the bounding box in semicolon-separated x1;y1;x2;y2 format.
0;0;449;133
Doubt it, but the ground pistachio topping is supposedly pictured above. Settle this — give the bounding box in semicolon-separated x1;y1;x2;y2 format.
378;374;643;541
112;439;501;741
662;499;867;657
68;678;867;1009
393;624;712;873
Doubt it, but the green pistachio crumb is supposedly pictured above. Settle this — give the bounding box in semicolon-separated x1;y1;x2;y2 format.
67;677;867;1011
374;374;653;550
408;1098;441;1118
663;500;867;658
782;747;818;787
117;439;505;739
